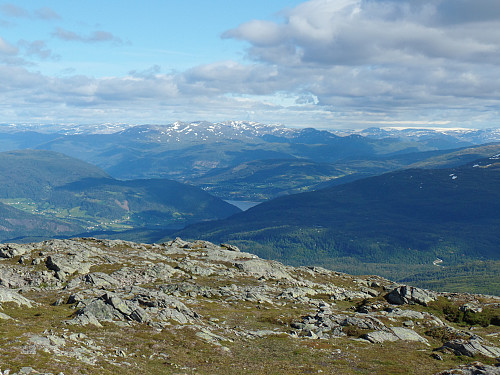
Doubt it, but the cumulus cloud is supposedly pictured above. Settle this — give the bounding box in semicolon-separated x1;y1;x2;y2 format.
0;3;29;18
34;7;61;21
224;0;500;66
0;36;17;55
1;0;500;128
216;0;500;126
0;4;60;20
18;40;58;60
52;27;123;45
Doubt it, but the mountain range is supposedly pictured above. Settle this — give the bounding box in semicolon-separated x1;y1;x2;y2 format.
2;121;500;201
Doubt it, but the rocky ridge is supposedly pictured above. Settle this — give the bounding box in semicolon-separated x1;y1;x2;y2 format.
0;238;498;374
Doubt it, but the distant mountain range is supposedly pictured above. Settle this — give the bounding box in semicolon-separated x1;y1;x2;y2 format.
2;121;500;201
0;150;239;242
353;126;500;147
174;153;500;294
3;121;500;144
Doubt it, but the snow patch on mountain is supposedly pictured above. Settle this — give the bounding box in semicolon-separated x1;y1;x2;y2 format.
116;121;299;143
349;127;500;145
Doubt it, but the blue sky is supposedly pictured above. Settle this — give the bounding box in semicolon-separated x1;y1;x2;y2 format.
1;0;499;129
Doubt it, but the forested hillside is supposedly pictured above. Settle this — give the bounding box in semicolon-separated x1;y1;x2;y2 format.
174;155;500;294
0;150;239;242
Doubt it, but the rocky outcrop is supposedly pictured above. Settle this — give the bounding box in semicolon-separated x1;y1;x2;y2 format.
0;287;34;307
434;363;500;375
363;327;428;344
234;259;293;280
386;285;437;306
0;243;34;259
0;237;498;375
440;338;500;358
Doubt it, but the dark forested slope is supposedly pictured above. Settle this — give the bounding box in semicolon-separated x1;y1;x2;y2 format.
174;155;500;293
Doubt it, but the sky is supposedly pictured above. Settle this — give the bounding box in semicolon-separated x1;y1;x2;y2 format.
0;0;499;129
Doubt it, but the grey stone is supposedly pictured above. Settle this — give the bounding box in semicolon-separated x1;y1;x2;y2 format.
431;353;443;360
52;297;65;306
103;293;133;316
279;287;317;300
434;363;500;375
84;272;119;288
390;327;428;344
360;287;379;297
234;259;292;280
0;312;12;320
169;237;191;249
46;254;92;275
177;259;216;276
340;316;382;330
220;243;240;252
362;331;399;343
330;288;374;301
195;329;226;345
144;262;178;280
363;327;428;344
441;339;500;358
129;307;150;323
383;308;425;320
0;243;31;259
77;298;121;321
386;285;436;306
67;292;84;304
0;287;33;307
459;303;483;314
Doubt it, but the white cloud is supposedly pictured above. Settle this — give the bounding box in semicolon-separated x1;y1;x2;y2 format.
18;40;57;60
52;27;124;45
0;36;17;55
0;4;61;21
0;3;29;18
34;7;61;21
213;0;500;126
1;0;500;128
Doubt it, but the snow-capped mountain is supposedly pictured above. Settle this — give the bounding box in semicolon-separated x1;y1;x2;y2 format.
117;121;299;143
0;122;133;135
349;127;500;146
3;121;500;146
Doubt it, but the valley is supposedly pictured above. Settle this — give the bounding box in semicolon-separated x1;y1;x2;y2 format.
0;122;499;295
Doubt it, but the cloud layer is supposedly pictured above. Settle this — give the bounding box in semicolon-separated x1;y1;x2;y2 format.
0;0;499;128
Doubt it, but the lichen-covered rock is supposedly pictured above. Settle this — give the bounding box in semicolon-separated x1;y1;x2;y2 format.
220;243;240;252
84;272;120;288
46;253;92;275
0;287;34;307
435;362;500;375
0;243;32;259
1;237;499;374
329;287;375;301
363;327;428;344
440;339;500;358
386;285;437;306
234;259;292;280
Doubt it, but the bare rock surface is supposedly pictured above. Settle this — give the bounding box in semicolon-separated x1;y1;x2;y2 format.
386;285;437;306
434;362;500;375
0;287;34;307
0;237;498;374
